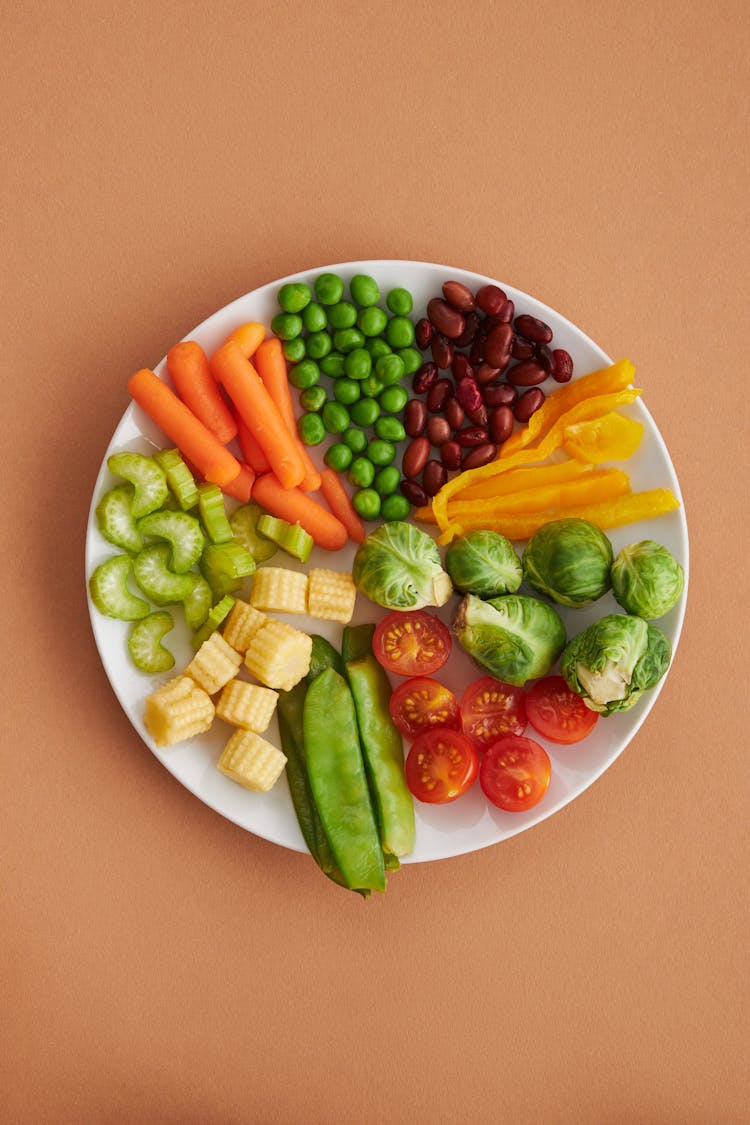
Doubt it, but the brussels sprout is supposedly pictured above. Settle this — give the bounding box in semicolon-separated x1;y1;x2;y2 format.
445;530;522;599
611;540;684;619
522;518;613;607
453;593;566;686
560;614;671;715
352;521;453;611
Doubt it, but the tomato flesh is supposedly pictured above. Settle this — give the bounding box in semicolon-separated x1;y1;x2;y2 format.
460;676;527;749
525;676;599;744
373;610;452;677
405;729;479;804
389;677;461;740
480;735;551;812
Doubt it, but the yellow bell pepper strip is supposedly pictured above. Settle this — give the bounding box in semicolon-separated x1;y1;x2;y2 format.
457;458;593;500
446;469;631;522
413;504;436;524
562;411;644;464
500;358;636;458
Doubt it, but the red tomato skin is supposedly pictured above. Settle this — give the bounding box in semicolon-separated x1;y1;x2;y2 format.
525;676;599;744
373;610;452;677
389;677;461;740
405;729;479;804
460;676;527;749
480;735;551;813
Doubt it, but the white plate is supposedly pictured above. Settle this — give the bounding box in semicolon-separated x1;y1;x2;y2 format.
85;260;688;863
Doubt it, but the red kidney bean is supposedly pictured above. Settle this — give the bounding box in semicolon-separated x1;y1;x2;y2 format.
489;404;515;444
400;478;429;507
415;317;433;350
427;378;452;413
442;280;476;313
469;335;486;365
552;348;574;382
445;396;465;430
497;299;514;324
413;362;438;395
535;343;555;374
462;443;498;469
482;382;518;408
456;426;489;448
467;403;488;427
455;376;483;415
507;359;547;386
423;460;448;496
440;440;462;470
402;436;430;479
427;298;465;340
404;399;427;437
514;387;546;423
475;284;507;317
451;351;474;383
511;335;535;360
454;310;481;348
431;333;454;369
513;314;553;344
475;362;501;385
426;415;451;446
484;323;514;370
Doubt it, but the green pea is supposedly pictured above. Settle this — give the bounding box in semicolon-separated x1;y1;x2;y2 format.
320;352;346;378
306;331;333;360
367;439;396;467
288;359;320;390
350;274;380;307
333;328;366;354
385;316;415;349
357;306;388;337
343;428;367;453
373;465;401;496
374;416;406;442
381;493;411;521
386;287;413;315
361;373;384;398
302;302;328;333
375;353;405;386
397;346;422;375
297;412;326;446
282;337;306;363
322;401;350;434
324;443;353;472
327;301;358;330
349;457;375;488
278;282;312;314
344;347;372;381
365;338;392;360
350;396;380;427
299;385;328;412
314;272;345;305
379;385;408;413
352;488;381;520
333;378;361;406
271;312;303;341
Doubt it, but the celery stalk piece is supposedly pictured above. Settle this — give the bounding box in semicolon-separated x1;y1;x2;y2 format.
133;543;196;605
128;611;175;673
89;555;151;621
200;541;256;597
96;485;143;554
191;595;236;649
107;452;168;518
256;514;314;563
136;510;206;573
183;575;213;631
197;483;233;544
229;503;278;562
153;448;199;510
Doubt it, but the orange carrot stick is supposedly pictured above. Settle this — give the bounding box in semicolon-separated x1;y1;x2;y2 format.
252;473;348;552
234;411;271;474
253;337;322;492
319;469;366;543
219;463;255;503
227;321;266;358
127;368;241;488
210;340;305;490
166;341;237;445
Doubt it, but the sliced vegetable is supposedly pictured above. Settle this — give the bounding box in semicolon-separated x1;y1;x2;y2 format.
190;594;236;648
460;677;527;748
256;514;314;563
389;676;461;740
252;473;348;552
95;485;143;553
405;729;479;804
480;735;551;812
182;574;213;630
563;410;644;464
229;502;278;562
107;451;168;519
127;611;175;673
525;676;599;744
200;540;256;597
89;554;150;621
136;509;206;573
153;448;199;510
373;610;452;677
133;543;196;605
197;483;233;544
445;469;631;522
166;340;237;445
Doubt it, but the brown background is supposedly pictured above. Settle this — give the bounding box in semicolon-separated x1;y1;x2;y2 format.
3;2;748;1122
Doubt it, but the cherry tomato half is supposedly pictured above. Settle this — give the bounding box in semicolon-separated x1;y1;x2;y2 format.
389;677;461;740
460;676;527;749
480;735;551;812
373;610;452;677
405;728;479;804
525;676;599;744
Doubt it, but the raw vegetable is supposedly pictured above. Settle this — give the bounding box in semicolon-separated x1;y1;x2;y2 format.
372;610;452;676
133;543;197;605
196;483;233;544
388;677;461;740
127;611;175;673
453;593;566;687
460;677;527;748
525;676;599;744
235;412;271;474
480;735;551;812
89;554;150;621
166;341;237;445
182;575;213;630
319;468;366;544
352;521;453;611
136;509;205;573
445;530;522;598
253;337;322;492
562;411;644;464
522;518;614;607
153;448;199;510
226;321;266;358
308;634;345;681
190;595;236;648
560;614;671;715
610;540;684;619
200;541;256;597
229;503;278;562
404;729;479;804
252;473;348;552
256;514;313;563
218;463;255;503
107;451;168;519
96;485;143;553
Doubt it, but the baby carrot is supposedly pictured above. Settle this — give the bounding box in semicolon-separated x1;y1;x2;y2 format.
220;463;255;503
127;368;241;488
227;321;266;358
319;469;366;543
254;337;321;492
211;340;305;490
234;411;271;474
252;473;348;552
167;341;237;445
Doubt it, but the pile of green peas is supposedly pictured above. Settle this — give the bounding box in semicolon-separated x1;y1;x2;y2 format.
272;272;419;521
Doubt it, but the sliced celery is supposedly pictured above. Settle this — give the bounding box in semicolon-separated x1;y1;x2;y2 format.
96;485;143;554
137;510;205;573
153;448;199;510
128;611;175;673
191;595;235;649
256;514;314;563
89;555;151;621
229;502;278;562
133;543;196;605
183;575;213;631
200;540;256;597
197;483;234;544
107;452;168;518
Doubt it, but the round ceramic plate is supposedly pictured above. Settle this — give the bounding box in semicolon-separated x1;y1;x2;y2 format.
85;260;688;862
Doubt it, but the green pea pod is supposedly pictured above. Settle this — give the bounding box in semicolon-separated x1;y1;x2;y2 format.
307;635;345;682
343;624;415;860
303;669;386;893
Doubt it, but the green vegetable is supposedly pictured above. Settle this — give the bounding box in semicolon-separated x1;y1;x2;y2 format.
306;331;332;360
522;517;613;607
343;428;367;453
445;530;522;599
357;306;388;337
379;385;408;413
561;614;672;714
367;438;395;467
199;540;255;597
191;594;235;648
374;416;406;443
301;301;327;332
297;412;326;445
349;274;380;307
314;272;345;305
282;337;306;363
133;543;196;605
373;465;401;496
453;593;566;686
361;373;384;398
196;483;233;544
324;442;354;472
322;401;350;434
289;359;320;390
308;634;345;681
611;540;684;619
350;396;380;427
327;301;358;329
89;554;150;621
319;352;346;378
107;452;168;519
229;503;278;562
278;282;311;313
256;514;313;563
366;338;392;360
385;316;415;350
182;574;213;630
333;378;361;405
380;493;410;521
299;385;327;412
153;448;199;510
96;485;143;553
349;457;375;489
128;611;175;672
353;488;381;520
353;521;453;611
137;509;205;573
344;347;372;381
375;353;405;386
270;312;303;340
396;347;421;375
333;327;365;353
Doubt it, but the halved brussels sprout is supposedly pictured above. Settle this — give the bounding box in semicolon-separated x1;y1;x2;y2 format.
352;521;453;611
560;613;671;715
611;540;684;619
522;518;613;607
445;530;522;599
453;593;566;686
